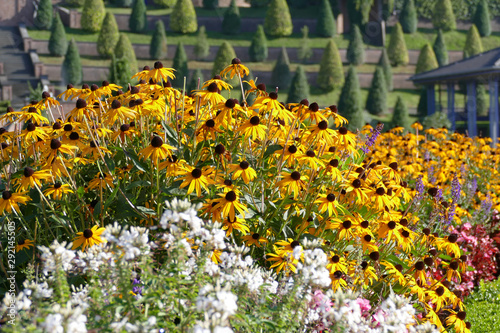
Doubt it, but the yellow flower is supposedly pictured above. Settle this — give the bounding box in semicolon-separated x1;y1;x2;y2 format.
241;232;268;247
88;173;114;190
15;239;34;252
44;183;74;200
139;135;175;163
0;190;30;215
213;190;248;221
228;161;257;184
16;167;52;191
103;100;137;125
267;246;298;275
177;166;215;197
132;62;175;83
237;114;267;141
222;216;250;236
220;58;250;79
202;75;233;91
314;193;342;217
72;225;106;251
276;171;307;199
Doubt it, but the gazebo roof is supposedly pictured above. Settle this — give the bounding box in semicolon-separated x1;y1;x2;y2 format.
410;47;500;84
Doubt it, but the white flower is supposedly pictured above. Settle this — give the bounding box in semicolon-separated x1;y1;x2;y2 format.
42;313;64;333
39;241;76;275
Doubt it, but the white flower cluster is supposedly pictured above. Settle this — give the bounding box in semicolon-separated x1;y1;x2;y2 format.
72;243;114;273
110;315;158;333
297;247;331;288
159;198;203;232
103;222;150;260
194;283;238;333
38;241;75;276
40;301;87;333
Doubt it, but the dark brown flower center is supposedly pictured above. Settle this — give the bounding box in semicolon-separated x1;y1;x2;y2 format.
361;220;369;228
449;261;459;270
250;116;260;126
401;230;410;238
83;229;93;239
154;61;163;69
376;187;385;195
388;221;397;230
223;179;232;186
54;182;62;189
339;127;348;135
317;120;328;130
120;124;130;132
290;240;300;248
214;144;225;155
269;92;278;100
306;150;315;158
309;102;319;112
111;100;122;109
342;220;352;229
191;168;202;179
76;99;87;109
50;139;62;150
331;255;340;263
225;191;237;202
415;261;425;271
287;145;297;154
389;162;398;170
326;193;335;202
225;99;236;108
352;179;361;188
151;136;163;148
424;257;434;266
2;190;12;200
231;58;241;64
369;251;379;261
252;233;260;240
435;286;445;296
24;167;34;178
26;123;36;132
363;234;372;242
257;83;266;91
205;119;215;128
207;82;218;93
300;99;309;106
447;233;458;243
239;161;249;170
329;159;339;168
18;239;25;245
290;171;301;181
69;132;80;140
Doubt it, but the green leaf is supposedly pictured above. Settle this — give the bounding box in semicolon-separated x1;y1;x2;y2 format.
120;147;148;172
263;144;283;160
77;186;85;198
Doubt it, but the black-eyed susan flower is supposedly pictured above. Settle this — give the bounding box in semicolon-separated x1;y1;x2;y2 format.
81;140;112;160
434;233;461;258
99;80;121;96
193;82;226;106
381;261;406;285
276;171;306;199
16;167;52;191
222;216;250;236
220;58;250;79
44;182;74;200
306;120;337;147
202;75;233;91
267;246;298;275
18;107;49;125
242;232;268;247
67;98;97;122
228;161;257;184
253;92;294;125
177;166;215;197
132;61;175;84
445;310;469;333
139;135;175;163
72;225;106;251
213;190;248;221
326;252;348;274
314;193;342;217
37;91;60;109
0;190;30;214
298;150;325;170
104;100;137;125
15;238;34;252
244;80;267;98
237;114;267;141
88;173;114;191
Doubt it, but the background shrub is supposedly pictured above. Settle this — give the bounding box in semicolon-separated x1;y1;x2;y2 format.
264;0;293;37
62;39;82;85
317;39;344;91
150;20;168;60
170;0;198;34
129;0;147;33
34;0;53;30
97;12;120;59
81;0;105;33
271;47;291;91
249;25;268;62
222;0;241;35
48;13;68;57
286;66;309;104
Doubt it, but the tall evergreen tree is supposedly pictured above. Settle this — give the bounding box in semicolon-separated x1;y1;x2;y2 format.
81;0;105;33
433;0;456;31
298;25;312;63
463;24;483;59
316;0;336;37
317;39;344;91
150;20;168;60
172;43;189;88
382;0;394;21
347;25;365;65
203;0;218;9
286;66;309;104
97;12;120;59
194;26;210;60
212;42;236;77
476;84;488;116
62;39;82;85
338;66;364;132
366;66;387;115
170;0;198;34
271;47;291;91
391;96;411;130
387;22;409;66
415;44;438;74
249;25;268;62
399;0;417;34
264;0;293;37
34;0;53;30
154;0;176;7
129;0;147;33
188;68;204;94
48;13;68;57
433;29;448;66
378;48;393;91
222;0;241;35
115;34;138;75
109;56;132;88
473;0;491;37
417;88;427;118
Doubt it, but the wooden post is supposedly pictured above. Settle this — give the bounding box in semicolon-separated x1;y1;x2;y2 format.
426;85;435;116
466;81;477;138
489;77;499;146
447;82;455;131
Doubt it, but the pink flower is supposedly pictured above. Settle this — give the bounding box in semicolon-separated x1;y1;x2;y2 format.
356;298;371;315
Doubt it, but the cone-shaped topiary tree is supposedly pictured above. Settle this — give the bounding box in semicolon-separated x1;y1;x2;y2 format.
378;48;393;91
81;0;105;33
463;24;483;59
150;20;168;60
62;39;82;85
417;88;427;118
382;0;394;21
170;0;198;34
473;0;491;37
387;22;409;66
391;96;411;130
433;0;456;32
477;84;488;116
316;0;336;37
298;25;312;63
129;0;147;33
338;66;364;132
194;26;210;60
264;0;293;37
366;66;387;115
212;41;236;77
109;55;132;88
286;66;309;104
115;34;138;75
188;68;204;94
317;39;344;91
48;13;68;57
399;0;417;34
249;25;268;62
97;12;120;59
35;0;53;30
415;44;438;74
222;0;241;35
347;25;365;66
271;47;292;91
203;0;218;9
172;43;189;88
433;29;448;66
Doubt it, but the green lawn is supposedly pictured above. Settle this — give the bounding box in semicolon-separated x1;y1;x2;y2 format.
464;279;500;333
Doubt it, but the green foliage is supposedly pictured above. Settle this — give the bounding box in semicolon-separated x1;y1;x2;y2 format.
212;41;236;77
316;0;336;37
366;66;387;115
476;84;488;116
399;0;417;34
387;23;409;66
465;279;500;333
417;88;427;118
172;43;189;88
129;0;147;33
62;39;82;85
115;34;138;75
81;0;105;33
188;68;204;94
290;0;307;8
346;25;365;66
97;12;120;59
433;29;448;66
194;26;210;60
432;0;456;31
415;44;438;74
271;47;292;91
317;39;344;91
264;0;293;37
153;0;176;7
222;0;241;35
109;55;132;88
286;66;310;104
463;24;483;58
249;25;268;62
48;13;68;57
27;81;44;102
248;0;270;7
203;0;218;9
116;0;134;6
391;96;411;130
34;0;53;30
150;20;168;60
346;0;373;26
422;111;451;129
382;0;394;20
395;0;500;20
298;26;312;63
64;0;85;6
474;0;491;37
378;48;393;91
338;66;364;132
170;0;198;34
